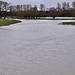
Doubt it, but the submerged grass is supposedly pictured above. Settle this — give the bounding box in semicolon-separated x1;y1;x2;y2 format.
62;22;75;25
0;19;21;26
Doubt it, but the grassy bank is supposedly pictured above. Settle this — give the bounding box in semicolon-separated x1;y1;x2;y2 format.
62;22;75;25
0;19;21;26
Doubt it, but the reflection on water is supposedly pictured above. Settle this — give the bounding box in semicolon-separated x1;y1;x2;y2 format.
0;20;75;75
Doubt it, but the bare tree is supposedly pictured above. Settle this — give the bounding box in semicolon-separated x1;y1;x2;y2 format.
67;2;70;10
62;2;67;11
0;1;3;11
16;5;21;11
23;5;27;10
1;2;9;19
49;7;57;19
26;4;32;10
72;1;75;9
34;5;37;11
57;3;61;11
40;4;45;11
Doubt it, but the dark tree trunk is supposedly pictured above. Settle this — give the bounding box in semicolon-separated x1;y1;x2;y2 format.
53;16;55;19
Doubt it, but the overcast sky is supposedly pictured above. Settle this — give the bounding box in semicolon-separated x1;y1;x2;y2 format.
1;0;75;8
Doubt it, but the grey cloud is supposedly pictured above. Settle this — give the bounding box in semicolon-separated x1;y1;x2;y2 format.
2;0;75;8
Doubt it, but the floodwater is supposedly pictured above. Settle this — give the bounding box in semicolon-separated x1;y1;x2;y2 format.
0;20;75;75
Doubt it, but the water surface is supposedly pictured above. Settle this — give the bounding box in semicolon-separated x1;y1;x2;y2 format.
0;20;75;75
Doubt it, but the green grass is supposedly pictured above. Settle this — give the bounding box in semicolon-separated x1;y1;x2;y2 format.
0;19;21;26
62;22;75;25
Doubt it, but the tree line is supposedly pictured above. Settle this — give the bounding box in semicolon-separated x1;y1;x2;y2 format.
0;1;75;19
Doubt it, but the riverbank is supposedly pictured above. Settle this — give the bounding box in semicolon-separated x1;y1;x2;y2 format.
62;22;75;25
12;16;75;20
17;18;75;20
0;19;21;26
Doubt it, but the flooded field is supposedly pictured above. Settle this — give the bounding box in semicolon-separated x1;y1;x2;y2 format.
0;20;75;75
